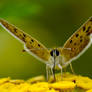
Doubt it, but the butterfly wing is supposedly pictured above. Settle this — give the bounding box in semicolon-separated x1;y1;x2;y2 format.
0;19;50;63
60;17;92;66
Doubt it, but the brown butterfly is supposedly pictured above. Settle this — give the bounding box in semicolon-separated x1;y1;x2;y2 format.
0;17;92;80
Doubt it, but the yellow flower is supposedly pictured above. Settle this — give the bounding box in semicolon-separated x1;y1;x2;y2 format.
0;73;92;92
76;76;92;90
27;75;45;83
49;81;76;89
86;89;92;92
30;82;49;92
0;82;15;92
9;79;24;84
49;72;77;82
10;83;32;92
49;81;76;92
0;77;10;84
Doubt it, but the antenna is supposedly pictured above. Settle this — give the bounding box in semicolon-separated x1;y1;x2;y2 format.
22;47;71;52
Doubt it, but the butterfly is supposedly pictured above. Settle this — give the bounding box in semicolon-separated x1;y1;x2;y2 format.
0;17;92;80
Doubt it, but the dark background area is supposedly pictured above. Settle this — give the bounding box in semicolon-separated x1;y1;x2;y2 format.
0;0;92;79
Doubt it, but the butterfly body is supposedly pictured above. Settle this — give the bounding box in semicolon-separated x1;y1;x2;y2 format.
0;17;92;80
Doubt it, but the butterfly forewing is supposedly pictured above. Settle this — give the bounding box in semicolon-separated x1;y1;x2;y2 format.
0;19;50;62
60;17;92;64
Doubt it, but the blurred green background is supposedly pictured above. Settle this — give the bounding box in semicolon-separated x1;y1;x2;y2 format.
0;0;92;79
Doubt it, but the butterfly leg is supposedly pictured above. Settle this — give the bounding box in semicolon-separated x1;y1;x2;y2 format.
51;66;56;81
46;64;51;81
58;64;63;76
69;63;75;74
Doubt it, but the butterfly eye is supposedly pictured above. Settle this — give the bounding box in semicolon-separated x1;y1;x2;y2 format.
55;50;59;56
50;50;59;57
50;50;54;56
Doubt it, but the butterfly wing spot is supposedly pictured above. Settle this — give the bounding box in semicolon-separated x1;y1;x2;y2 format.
80;36;83;38
31;39;34;42
86;33;90;36
74;43;77;45
13;28;17;33
83;26;86;31
76;34;79;37
38;44;40;47
86;26;91;33
72;48;76;51
80;39;83;42
28;39;34;44
23;33;26;37
70;40;72;43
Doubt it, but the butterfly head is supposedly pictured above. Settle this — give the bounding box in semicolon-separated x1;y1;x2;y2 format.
50;49;60;57
48;48;61;67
